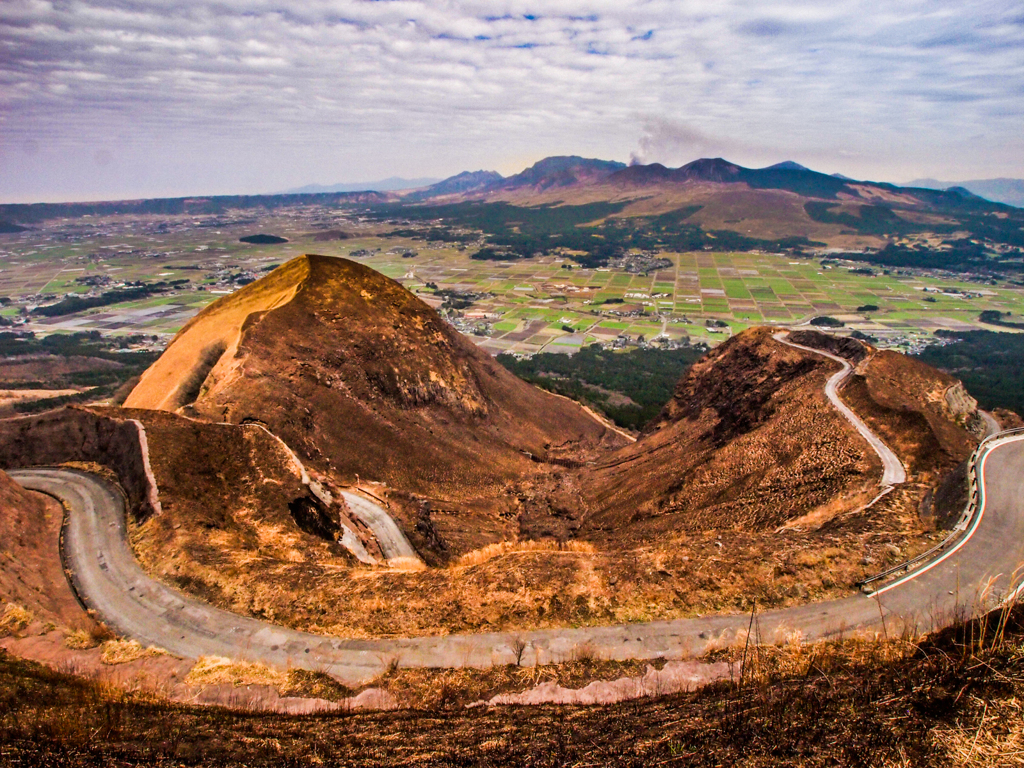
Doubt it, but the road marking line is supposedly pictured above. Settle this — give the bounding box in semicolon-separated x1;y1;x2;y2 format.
871;433;1024;596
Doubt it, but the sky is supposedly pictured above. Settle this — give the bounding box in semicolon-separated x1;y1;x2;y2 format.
1;0;1022;203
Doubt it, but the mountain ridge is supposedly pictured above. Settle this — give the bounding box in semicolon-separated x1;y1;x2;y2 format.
904;177;1024;208
282;177;442;194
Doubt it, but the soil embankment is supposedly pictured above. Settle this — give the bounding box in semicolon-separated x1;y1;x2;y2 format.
0;406;159;519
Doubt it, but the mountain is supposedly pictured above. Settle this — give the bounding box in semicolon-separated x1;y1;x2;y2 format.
124;255;621;549
493;156;627;192
765;161;811;171
404;170;504;200
282;177;442;194
415;155;1023;260
904;178;1024;208
670;157;745;183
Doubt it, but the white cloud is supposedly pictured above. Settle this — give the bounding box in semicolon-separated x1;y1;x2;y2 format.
0;0;1021;200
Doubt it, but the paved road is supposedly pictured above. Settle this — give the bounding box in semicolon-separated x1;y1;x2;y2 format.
12;438;1024;684
980;410;1002;438
341;491;419;562
774;333;907;486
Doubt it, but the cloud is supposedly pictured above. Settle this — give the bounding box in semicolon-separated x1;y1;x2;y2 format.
0;0;1022;200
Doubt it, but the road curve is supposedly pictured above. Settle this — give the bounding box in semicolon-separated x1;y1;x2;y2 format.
341;491;419;562
980;410;1002;438
12;437;1024;684
774;333;907;486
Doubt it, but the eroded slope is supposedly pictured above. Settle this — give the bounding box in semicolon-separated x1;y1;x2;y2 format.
126;255;621;556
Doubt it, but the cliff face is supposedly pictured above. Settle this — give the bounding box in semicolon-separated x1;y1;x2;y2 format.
0;407;159;520
840;350;980;480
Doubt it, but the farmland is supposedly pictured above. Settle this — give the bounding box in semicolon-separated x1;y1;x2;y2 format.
1;205;1023;358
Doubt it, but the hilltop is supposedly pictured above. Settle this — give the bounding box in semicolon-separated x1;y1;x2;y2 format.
125;254;621;552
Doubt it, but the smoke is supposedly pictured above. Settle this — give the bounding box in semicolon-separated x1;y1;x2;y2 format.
629;117;756;167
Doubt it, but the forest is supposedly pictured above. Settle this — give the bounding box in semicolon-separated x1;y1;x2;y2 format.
498;344;706;430
369;201;821;268
915;330;1024;416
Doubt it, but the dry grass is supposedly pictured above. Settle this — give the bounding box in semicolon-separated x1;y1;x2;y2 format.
931;697;1024;767
185;656;288;687
64;622;116;650
453;539;598;568
63;629;95;650
365;656;660;710
138;488;934;640
279;668;354;701
2;604;1024;765
99;639;167;665
0;603;32;637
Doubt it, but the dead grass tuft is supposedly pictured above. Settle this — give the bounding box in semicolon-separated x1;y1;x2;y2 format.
280;669;353;701
63;629;95;650
185;656;287;687
100;639;168;665
0;603;32;637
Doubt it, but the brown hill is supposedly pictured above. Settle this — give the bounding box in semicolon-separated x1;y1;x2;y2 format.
125;255;621;548
575;328;981;545
576;328;879;542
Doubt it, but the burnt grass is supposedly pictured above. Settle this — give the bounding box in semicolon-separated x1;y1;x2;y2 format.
3;607;1024;766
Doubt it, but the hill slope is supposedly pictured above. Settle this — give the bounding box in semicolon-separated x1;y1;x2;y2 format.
576;328;981;544
126;255;620;541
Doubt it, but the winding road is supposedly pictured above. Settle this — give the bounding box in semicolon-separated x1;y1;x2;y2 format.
7;334;1023;684
12;431;1024;684
773;333;907;486
341;490;420;563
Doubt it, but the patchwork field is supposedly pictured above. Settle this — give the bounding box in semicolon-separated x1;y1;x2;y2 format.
2;207;1023;356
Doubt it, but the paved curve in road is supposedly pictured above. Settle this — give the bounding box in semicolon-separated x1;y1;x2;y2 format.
341;490;419;562
13;434;1024;684
774;333;907;486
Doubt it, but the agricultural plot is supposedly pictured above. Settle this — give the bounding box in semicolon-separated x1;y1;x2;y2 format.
1;208;1023;356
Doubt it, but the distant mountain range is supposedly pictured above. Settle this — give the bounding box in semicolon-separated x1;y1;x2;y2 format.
282;177;443;194
403;170;504;200
905;178;1024;208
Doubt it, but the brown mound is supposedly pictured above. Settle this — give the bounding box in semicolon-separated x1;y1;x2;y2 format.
125;255;621;554
576;328;880;542
840;350;979;480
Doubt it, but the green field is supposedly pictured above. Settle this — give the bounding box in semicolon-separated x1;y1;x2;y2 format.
2;208;1023;356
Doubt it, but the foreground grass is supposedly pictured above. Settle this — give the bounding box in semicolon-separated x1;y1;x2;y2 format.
1;605;1024;766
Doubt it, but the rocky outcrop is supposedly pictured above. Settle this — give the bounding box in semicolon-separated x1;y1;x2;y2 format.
786;330;869;363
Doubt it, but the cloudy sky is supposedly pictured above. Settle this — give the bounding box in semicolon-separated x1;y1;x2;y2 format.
1;0;1022;203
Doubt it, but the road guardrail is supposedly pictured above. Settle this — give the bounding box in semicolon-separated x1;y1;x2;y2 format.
857;426;1024;592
